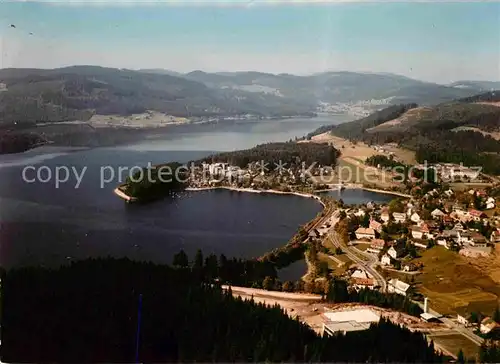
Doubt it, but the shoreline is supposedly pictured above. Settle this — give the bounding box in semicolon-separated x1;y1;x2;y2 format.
113;186;137;203
185;186;326;207
113;183;408;205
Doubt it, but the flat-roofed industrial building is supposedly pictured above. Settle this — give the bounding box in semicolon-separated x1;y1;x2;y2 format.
322;308;381;336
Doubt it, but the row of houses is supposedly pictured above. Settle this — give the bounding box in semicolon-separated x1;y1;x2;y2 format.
349;269;411;296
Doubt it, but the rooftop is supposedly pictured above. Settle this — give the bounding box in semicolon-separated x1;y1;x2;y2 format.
323;308;380;325
420;312;437;321
388;278;410;292
355;227;375;235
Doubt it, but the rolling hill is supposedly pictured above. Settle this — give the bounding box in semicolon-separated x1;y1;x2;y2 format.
0;66;492;129
307;91;500;175
0;66;317;128
183;70;482;106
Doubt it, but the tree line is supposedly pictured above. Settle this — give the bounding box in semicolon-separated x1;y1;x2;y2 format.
197;141;340;169
124;161;188;201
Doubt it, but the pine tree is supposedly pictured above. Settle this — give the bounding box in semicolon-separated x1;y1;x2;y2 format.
262;276;274;291
457;348;465;364
172;249;189;268
194;249;204;269
493;305;500;323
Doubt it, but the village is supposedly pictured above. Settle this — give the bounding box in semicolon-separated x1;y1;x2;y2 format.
205;154;500;359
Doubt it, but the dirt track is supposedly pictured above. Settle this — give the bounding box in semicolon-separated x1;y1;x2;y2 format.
224;285;446;334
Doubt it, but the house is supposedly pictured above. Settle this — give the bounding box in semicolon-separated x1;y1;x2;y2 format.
352;277;376;291
478;190;488;198
480;317;499;334
444;229;460;240
491;229;500;243
469;209;487;221
453;204;467;215
387;278;411;296
453;222;465;231
402;263;417;272
456;308;473;327
457;230;473;244
387;246;404;259
469;232;488;248
369;220;383;233
367;239;385;254
431;209;445;219
443;214;454;225
355;227;376;240
380;253;392;266
392;212;406;223
444;189;454;197
309;229;320;239
410;212;421;223
354;209;366;217
380;208;390;223
351;269;373;279
411;225;426;240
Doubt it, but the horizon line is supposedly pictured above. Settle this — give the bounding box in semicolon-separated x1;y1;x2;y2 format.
1;64;498;84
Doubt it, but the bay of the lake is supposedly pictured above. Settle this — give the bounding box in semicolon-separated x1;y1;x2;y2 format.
0;116;395;280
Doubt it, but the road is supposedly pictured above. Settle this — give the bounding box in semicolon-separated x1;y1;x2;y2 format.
412;301;484;346
316;209;483;347
326;211;387;292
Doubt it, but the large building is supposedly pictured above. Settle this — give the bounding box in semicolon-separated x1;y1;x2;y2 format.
387;278;411;296
322;309;381;336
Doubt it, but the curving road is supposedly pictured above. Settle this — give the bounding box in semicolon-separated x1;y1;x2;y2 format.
327;211;387;292
322;210;484;347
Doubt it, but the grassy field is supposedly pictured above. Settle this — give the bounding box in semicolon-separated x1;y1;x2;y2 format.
428;332;480;359
318;252;351;276
412;247;500;315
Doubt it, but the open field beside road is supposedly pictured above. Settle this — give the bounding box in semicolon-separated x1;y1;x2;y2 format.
413;247;500;315
428;332;480;359
307;133;415;189
468;244;500;285
309;133;416;165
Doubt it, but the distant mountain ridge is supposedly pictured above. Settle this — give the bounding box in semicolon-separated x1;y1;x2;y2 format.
0;65;496;128
0;66;316;127
308;91;500;175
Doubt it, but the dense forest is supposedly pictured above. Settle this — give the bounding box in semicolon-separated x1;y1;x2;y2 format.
479;340;500;363
458;90;500;104
310;97;500;175
124;162;188;201
1;258;442;363
0;66;316;126
0;131;46;154
197;141;340;168
305;103;418;140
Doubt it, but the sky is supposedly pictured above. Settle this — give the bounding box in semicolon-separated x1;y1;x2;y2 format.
0;1;499;83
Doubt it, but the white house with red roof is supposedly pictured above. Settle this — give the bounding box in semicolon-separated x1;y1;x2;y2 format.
468;209;487;221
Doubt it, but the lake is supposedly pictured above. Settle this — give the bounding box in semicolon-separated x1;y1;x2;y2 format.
0;115;394;280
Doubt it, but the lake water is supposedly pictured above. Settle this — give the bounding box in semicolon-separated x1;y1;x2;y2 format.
0;115;394;280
